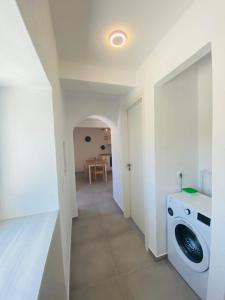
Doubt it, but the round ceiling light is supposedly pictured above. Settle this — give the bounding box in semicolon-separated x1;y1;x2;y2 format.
109;30;127;48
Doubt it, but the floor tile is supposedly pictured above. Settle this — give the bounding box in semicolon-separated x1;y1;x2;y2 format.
70;277;125;300
70;239;115;289
101;214;132;237
98;200;122;216
108;230;152;274
78;204;101;220
71;218;104;244
71;173;198;300
77;192;95;207
91;193;113;206
120;261;199;300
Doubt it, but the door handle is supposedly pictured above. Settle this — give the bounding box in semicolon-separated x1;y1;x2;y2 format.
127;163;131;171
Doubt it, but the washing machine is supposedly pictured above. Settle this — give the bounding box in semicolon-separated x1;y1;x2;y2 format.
167;192;211;299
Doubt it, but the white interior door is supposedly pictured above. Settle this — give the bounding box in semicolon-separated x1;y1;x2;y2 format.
127;101;145;233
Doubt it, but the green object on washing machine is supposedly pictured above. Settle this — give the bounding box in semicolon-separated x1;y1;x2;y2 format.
182;187;198;194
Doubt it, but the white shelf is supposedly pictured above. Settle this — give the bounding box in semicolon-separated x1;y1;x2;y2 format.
0;211;58;300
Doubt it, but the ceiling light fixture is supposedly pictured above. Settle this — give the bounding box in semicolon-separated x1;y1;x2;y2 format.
109;30;127;48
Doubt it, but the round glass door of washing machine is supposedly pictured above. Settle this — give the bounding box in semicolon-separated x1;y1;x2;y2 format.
171;218;210;272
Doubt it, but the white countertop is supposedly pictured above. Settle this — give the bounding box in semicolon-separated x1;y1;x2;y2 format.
0;211;58;300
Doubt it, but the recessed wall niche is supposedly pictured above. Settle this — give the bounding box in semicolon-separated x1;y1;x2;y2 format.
154;53;212;252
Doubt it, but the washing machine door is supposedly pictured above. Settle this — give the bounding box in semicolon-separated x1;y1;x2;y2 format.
171;218;210;272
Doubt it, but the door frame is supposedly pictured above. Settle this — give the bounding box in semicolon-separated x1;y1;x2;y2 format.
126;97;145;235
69;115;118;219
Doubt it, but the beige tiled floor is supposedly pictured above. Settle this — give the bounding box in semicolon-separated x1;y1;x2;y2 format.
70;173;199;300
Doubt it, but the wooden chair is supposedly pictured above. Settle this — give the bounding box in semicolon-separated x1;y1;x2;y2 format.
94;160;107;182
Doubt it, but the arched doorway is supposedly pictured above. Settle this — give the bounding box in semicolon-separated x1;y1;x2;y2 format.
72;115;117;217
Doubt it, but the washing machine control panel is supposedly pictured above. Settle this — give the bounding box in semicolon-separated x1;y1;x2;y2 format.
184;208;191;215
197;213;211;226
168;207;174;216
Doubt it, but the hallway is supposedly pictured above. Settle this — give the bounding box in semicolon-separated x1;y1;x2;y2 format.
69;174;198;300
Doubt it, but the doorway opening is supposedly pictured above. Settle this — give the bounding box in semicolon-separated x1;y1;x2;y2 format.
72;116;116;214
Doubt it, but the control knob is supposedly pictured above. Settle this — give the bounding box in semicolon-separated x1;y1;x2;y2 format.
168;207;174;216
184;208;191;215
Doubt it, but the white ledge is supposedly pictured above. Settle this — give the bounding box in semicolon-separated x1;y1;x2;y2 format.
0;211;58;300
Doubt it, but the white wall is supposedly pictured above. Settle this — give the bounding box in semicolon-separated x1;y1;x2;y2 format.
16;0;72;297
198;55;212;194
111;115;124;210
155;64;199;188
0;86;58;219
0;0;49;89
74;128;111;172
124;0;225;298
0;0;58;221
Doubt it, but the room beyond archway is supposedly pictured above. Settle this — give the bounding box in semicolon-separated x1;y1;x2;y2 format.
73;117;113;204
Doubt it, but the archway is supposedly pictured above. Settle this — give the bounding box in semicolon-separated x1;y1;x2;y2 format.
70;114;121;218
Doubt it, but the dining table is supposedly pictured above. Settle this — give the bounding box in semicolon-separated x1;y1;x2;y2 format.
86;159;107;184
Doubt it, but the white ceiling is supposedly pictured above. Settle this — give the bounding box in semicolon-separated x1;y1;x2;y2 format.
61;78;133;97
50;0;194;71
